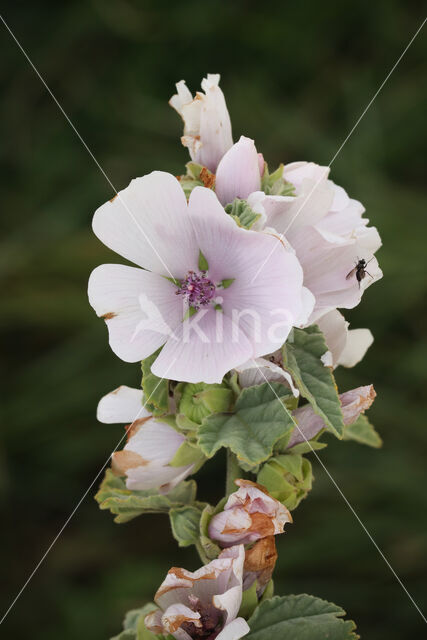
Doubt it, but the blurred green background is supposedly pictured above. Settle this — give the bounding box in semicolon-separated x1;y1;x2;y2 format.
1;1;426;638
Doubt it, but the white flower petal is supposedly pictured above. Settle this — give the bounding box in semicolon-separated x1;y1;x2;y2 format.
338;328;374;368
215;136;261;206
151;309;253;384
88;264;182;363
234;358;299;397
92;171;197;277
97;386;146;424
215;618;250;640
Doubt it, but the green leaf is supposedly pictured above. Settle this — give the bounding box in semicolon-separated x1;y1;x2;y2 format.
225;198;261;229
198;249;209;271
198;382;294;466
260;163;296;197
141;350;169;415
343;415;382;448
169;504;204;547
95;469;197;523
282;327;344;438
246;594;357;640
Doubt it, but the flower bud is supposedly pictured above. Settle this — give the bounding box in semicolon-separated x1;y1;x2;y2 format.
257;454;313;510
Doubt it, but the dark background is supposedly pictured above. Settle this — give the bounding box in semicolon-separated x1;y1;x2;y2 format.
1;1;426;638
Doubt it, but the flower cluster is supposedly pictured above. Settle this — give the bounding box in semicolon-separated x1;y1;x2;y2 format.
91;74;381;640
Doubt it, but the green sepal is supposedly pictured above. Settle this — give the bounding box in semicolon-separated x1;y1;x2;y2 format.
282;326;344;438
198;382;295;467
225;198;261;229
220;278;235;289
169;504;206;547
163;275;182;287
198;249;209;271
343;414;382;448
141;350;169;416
245;594;357;640
183;306;198;320
257;454;313;510
95;469;197;523
260;579;274;603
239;581;259;619
260;163;296;197
176;413;200;432
175;382;234;425
169;440;206;469
198;498;227;561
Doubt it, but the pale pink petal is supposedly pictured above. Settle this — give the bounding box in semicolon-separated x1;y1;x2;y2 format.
125;461;193;493
96;386;146;424
145;609;164;634
213;586;244;626
338;329;374;367
283;161;330;191
125;420;185;464
151;308;252;384
88;264;182;363
208;508;252;546
161;604;201;634
233;358;299;397
317;310;349;366
215;618;250;640
92;171;197;277
215;137;261;205
170;74;233;172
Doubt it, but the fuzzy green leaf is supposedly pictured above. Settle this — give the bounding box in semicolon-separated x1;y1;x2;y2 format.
282;327;344;438
95;470;197;523
343;415;382;448
198;383;294;466
141;350;169;415
111;603;164;640
246;594;357;640
169;504;205;547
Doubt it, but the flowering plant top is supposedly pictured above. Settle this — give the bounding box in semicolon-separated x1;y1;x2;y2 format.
90;73;382;640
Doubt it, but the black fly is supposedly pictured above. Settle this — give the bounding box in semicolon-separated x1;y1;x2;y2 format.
346;258;374;287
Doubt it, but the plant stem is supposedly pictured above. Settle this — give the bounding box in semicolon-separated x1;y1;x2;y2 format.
226;449;241;495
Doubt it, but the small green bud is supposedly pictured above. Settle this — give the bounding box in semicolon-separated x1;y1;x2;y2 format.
257;454;313;510
175;382;233;425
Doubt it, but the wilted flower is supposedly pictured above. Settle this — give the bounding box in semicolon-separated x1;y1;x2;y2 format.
317;309;374;368
145;544;249;640
209;479;292;547
88;172;305;383
243;536;278;596
288;384;376;448
170;74;233;173
97;385;193;493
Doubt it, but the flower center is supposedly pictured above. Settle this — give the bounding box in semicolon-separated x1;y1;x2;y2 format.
181;596;222;640
177;271;216;309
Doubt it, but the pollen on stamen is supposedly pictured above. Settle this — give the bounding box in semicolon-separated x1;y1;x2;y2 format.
176;271;216;309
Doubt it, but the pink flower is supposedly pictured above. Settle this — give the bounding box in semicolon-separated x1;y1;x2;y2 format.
288;385;376;448
317;309;374;368
215;136;261;206
88;172;305;384
208;479;292;548
145;545;249;640
259;162;382;321
97;386;193;493
169;74;233;173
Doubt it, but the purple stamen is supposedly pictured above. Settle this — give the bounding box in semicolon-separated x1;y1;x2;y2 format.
176;271;216;309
